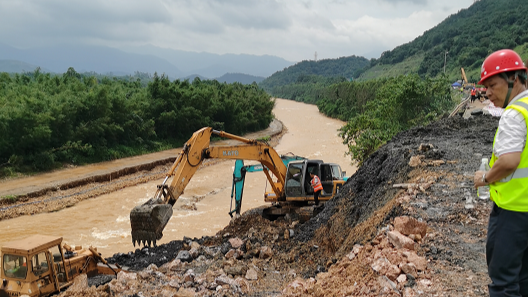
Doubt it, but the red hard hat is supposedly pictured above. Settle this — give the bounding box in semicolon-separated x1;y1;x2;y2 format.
478;49;527;85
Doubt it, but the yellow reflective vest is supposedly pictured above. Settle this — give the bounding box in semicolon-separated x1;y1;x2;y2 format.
489;96;528;211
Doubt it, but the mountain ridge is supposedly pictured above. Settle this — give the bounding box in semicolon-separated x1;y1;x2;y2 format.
0;42;294;80
119;44;294;78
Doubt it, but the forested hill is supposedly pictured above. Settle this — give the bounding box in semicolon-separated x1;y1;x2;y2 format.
259;55;369;93
216;73;265;84
359;0;528;82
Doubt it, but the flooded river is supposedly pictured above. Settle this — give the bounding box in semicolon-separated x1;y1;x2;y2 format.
0;99;356;256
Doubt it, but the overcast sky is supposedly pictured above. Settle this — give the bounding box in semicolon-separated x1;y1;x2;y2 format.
0;0;473;62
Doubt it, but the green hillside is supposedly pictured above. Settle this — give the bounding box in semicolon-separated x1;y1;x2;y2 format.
259;55;369;92
359;0;528;82
259;56;369;103
356;54;423;81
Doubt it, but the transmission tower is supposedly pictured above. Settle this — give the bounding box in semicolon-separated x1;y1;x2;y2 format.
314;51;318;62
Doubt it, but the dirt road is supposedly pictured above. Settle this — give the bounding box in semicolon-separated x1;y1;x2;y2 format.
0;98;356;257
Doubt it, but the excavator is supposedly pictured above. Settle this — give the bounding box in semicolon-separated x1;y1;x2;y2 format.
461;67;476;90
229;156;348;217
129;127;348;247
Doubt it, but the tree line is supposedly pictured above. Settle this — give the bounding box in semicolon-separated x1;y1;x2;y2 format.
0;68;274;176
326;75;454;163
265;75;346;104
266;73;455;164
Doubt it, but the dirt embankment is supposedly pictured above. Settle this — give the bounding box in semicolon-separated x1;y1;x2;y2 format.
56;114;498;296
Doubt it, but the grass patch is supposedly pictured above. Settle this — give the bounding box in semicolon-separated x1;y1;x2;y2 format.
257;136;271;142
357;54;424;81
1;195;18;203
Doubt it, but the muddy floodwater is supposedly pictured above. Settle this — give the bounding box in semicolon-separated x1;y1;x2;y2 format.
0;99;356;256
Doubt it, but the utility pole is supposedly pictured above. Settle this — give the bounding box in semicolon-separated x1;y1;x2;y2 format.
444;51;448;73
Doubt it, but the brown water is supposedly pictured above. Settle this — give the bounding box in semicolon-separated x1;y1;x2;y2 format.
0;99;356;256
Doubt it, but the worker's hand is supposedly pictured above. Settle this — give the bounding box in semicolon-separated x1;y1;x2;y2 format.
473;171;487;188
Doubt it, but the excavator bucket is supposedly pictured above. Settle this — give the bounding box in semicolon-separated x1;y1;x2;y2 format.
130;199;173;247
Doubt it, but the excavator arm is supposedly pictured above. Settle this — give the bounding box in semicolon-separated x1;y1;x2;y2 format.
130;127;287;247
461;67;468;86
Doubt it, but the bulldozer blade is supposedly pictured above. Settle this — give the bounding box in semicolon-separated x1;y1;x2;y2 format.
130;201;173;247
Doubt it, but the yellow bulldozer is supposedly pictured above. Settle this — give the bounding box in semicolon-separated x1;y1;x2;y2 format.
130;127;348;247
0;235;123;297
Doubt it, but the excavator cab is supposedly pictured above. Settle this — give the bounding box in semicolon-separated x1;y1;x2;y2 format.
1;235;66;297
285;161;304;197
284;160;346;200
1;235;122;297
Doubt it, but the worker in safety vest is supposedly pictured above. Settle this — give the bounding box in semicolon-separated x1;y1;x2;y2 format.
471;88;477;102
473;49;528;297
310;172;323;206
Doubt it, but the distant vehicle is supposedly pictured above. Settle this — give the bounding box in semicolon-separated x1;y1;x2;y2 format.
461;67;476;90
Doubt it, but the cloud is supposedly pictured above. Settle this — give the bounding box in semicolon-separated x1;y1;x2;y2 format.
162;0;291;34
377;0;429;5
0;0;172;46
0;0;473;61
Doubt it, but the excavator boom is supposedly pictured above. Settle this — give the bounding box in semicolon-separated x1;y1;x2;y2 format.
461;67;468;86
130;127;288;247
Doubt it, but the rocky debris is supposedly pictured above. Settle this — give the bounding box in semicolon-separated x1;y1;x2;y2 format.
394;216;427;238
176;250;193;263
282;217;433;296
409;155;424;167
57;274;110;297
245;268;258;280
228;237;244;249
87;275;116;288
61;114;497;296
387;230;416;250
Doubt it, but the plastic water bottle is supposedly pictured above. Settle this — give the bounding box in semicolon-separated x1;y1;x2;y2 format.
477;158;490;200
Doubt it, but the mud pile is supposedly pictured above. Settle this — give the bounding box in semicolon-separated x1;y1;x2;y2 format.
63;115;498;296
